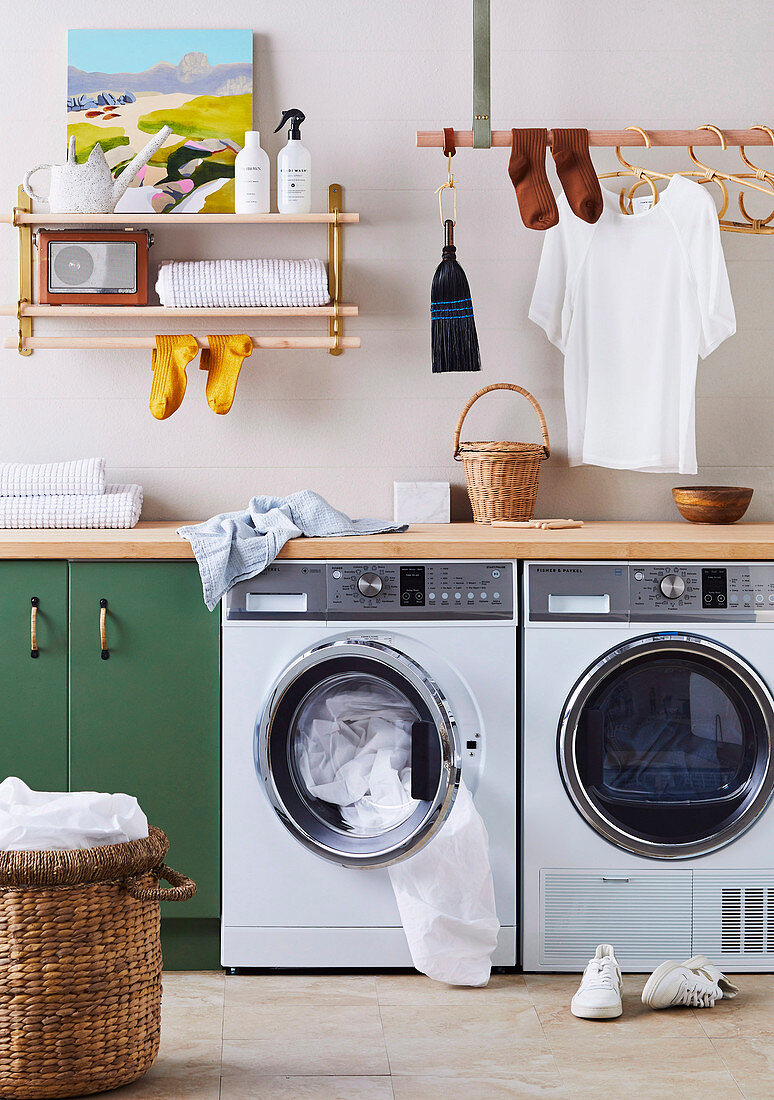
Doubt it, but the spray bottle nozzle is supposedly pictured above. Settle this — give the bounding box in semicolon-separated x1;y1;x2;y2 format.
274;108;306;140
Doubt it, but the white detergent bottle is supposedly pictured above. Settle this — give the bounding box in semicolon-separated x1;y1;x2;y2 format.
274;108;311;214
235;131;270;214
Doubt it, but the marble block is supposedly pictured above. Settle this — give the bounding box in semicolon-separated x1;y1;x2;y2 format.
393;481;450;524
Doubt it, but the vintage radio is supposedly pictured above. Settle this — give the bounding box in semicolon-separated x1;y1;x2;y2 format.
36;230;152;305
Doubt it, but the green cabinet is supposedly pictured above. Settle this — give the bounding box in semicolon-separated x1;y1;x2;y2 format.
0;562;68;790
68;563;220;923
0;560;220;969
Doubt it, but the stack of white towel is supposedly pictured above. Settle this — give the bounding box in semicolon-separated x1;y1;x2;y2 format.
0;459;142;529
155;258;331;308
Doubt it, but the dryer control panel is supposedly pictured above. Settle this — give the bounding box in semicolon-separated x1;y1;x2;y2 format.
630;563;774;619
528;561;774;623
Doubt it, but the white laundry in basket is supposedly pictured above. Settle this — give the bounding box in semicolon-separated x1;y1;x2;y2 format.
0;776;149;851
294;681;499;986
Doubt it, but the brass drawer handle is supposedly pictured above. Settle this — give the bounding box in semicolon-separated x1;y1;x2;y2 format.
99;598;109;660
30;597;39;659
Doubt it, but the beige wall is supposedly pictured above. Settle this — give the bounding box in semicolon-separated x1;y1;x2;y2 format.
2;1;773;521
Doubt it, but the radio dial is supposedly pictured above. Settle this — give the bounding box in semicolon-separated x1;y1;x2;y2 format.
357;572;383;598
660;574;686;600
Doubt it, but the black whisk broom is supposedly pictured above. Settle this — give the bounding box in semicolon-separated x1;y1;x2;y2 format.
431;218;481;373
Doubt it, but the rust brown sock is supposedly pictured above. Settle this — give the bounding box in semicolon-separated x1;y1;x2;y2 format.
550;128;603;224
508;128;558;231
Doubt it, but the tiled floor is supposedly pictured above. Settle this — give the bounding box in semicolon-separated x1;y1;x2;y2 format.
85;969;774;1099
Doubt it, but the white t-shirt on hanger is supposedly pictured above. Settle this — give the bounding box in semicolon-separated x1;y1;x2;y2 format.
529;174;736;474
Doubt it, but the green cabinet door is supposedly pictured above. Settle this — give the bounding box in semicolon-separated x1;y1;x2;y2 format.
68;562;220;923
0;562;68;789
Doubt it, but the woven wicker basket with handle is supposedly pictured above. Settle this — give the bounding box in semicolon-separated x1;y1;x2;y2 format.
0;826;195;1099
453;383;551;523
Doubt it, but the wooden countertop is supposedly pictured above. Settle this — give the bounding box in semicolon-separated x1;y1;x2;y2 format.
1;520;773;560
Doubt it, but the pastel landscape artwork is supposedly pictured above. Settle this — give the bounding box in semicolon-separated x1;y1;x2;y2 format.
67;29;253;213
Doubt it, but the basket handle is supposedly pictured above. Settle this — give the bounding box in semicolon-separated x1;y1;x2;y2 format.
452;382;551;460
126;863;197;902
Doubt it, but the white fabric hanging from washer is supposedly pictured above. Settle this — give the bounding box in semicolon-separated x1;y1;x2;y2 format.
295;683;499;986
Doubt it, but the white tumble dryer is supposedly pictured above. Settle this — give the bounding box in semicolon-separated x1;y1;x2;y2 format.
222;559;518;969
523;560;774;973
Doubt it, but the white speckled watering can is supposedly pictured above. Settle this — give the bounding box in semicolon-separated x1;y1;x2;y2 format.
23;126;172;213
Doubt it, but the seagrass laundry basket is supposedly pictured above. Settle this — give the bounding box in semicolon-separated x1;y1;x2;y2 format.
453;383;551;523
0;826;195;1099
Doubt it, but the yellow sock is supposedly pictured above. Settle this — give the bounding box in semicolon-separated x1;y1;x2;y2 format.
200;335;253;414
149;335;199;420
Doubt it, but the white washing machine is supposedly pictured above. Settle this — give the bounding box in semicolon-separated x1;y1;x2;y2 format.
523;560;774;973
222;559;517;969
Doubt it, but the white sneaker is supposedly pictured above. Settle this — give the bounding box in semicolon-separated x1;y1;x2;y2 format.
641;959;723;1009
571;943;623;1019
683;955;739;999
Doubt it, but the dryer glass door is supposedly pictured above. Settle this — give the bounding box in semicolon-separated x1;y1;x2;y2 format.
559;633;774;858
257;640;461;868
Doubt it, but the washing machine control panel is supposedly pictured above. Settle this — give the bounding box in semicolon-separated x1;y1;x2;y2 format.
327;561;514;619
224;561;514;620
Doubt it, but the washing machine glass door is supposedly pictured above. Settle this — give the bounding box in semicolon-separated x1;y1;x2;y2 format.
257;639;462;868
559;633;774;858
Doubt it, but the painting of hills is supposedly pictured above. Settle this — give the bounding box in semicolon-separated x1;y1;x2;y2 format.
67;29;253;213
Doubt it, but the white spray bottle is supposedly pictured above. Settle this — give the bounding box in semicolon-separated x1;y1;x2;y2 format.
274;108;311;214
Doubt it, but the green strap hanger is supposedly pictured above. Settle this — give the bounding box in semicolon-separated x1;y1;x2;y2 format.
472;0;491;149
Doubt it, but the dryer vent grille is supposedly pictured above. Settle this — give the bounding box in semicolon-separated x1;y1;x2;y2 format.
694;872;774;965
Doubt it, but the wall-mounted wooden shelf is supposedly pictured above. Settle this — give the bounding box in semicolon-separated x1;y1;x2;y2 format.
0;211;359;226
0;304;358;318
3;183;358;356
1;335;360;351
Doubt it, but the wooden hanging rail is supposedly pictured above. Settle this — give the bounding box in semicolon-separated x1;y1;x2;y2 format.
417;129;774;148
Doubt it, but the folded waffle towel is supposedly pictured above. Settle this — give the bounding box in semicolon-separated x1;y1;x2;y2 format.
178;490;408;610
156;259;330;308
0;458;106;497
0;484;143;529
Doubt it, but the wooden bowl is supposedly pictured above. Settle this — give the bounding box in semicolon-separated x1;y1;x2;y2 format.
672;486;753;524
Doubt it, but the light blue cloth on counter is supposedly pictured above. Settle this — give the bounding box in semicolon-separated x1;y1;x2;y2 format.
178;491;408;610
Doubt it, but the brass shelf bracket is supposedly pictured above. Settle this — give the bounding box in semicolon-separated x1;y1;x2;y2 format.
328;183;344;356
14;185;32;356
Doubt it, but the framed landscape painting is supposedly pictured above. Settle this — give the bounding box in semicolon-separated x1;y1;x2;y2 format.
67;29;253;213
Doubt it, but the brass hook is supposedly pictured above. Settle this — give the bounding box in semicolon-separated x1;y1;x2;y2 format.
435;153;457;226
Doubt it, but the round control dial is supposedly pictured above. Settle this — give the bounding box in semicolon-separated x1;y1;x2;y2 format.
357;571;383;598
660;574;686;600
